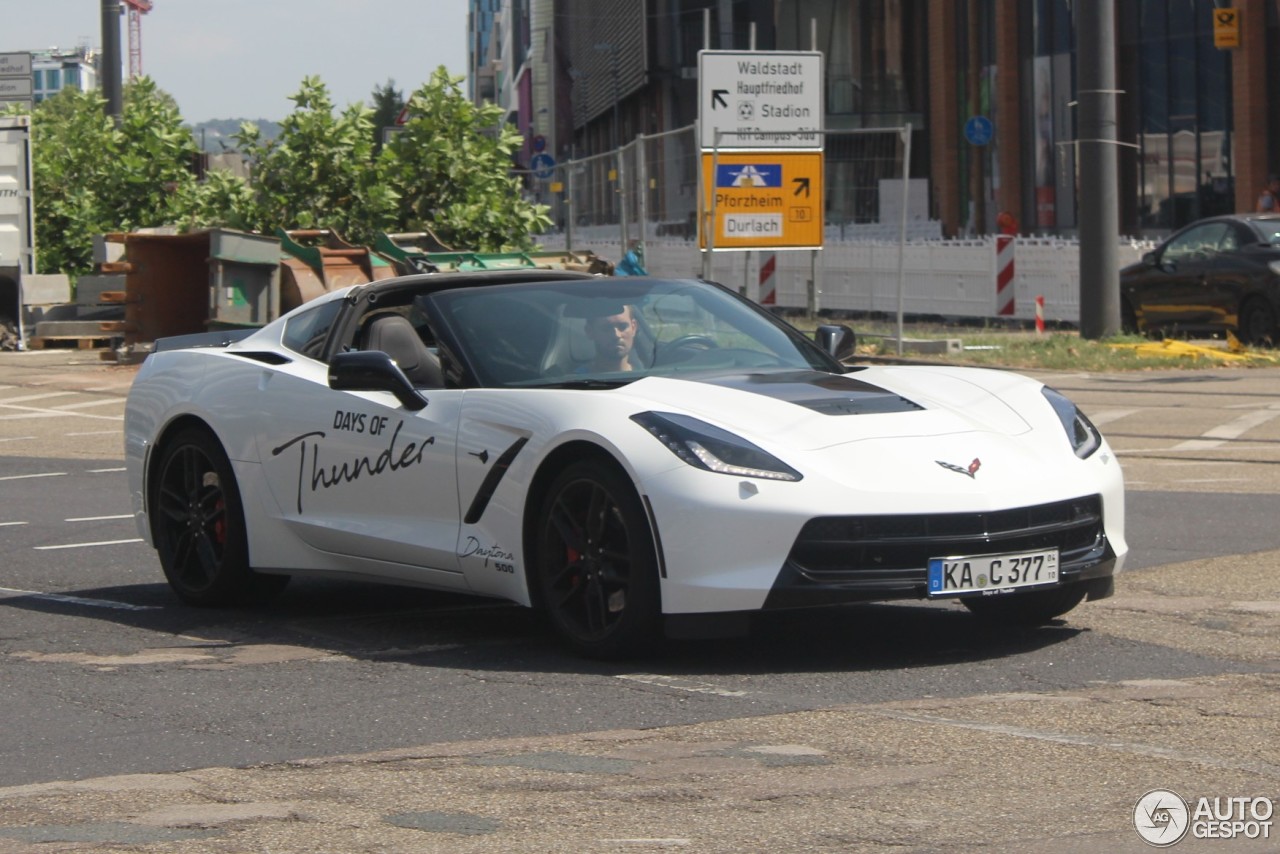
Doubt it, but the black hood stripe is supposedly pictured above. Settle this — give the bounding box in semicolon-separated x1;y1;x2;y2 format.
695;371;923;416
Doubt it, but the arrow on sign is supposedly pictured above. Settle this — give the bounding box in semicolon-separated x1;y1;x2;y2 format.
711;89;729;109
792;177;811;197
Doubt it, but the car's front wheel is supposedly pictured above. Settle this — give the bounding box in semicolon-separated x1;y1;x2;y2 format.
533;460;661;658
1238;297;1277;346
960;583;1088;626
152;427;288;606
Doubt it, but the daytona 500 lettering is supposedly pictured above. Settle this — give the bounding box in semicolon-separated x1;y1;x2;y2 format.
459;536;516;572
271;420;435;513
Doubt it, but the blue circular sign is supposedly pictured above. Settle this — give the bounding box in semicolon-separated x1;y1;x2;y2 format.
531;152;556;180
964;115;994;146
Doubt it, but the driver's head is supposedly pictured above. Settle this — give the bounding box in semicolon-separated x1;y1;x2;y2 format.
585;303;637;362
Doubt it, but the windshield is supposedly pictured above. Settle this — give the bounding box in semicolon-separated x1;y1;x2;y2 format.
426;277;839;388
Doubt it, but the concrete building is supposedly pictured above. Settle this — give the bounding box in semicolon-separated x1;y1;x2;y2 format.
31;46;99;104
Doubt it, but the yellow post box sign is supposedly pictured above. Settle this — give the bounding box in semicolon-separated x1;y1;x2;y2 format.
1213;8;1239;49
699;151;824;250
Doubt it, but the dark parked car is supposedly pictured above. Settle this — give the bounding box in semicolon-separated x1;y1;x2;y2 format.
1120;214;1280;344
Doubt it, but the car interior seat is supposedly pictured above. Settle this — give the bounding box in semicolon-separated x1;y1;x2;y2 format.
361;313;444;388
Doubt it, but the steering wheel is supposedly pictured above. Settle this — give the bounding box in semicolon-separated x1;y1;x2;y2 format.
656;334;719;365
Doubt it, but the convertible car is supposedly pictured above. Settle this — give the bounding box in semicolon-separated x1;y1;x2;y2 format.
124;271;1126;657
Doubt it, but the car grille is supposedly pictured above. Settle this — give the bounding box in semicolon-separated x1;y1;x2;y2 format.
785;495;1106;588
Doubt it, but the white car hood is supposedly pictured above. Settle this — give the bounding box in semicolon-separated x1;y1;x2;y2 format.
618;367;1035;451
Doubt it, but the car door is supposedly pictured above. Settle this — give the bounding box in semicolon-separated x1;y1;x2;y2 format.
1137;222;1231;330
253;306;465;583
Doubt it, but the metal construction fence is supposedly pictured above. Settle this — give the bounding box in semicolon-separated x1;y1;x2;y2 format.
521;123;1157;325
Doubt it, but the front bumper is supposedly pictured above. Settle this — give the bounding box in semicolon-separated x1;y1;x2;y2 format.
763;494;1116;609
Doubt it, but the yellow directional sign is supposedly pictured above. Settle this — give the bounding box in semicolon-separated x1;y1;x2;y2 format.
699;151;824;250
1213;8;1239;49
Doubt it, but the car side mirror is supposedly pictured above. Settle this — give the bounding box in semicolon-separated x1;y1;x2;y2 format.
814;324;857;362
329;350;428;411
1142;251;1158;267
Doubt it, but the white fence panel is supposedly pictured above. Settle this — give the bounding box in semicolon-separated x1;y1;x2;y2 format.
536;232;1157;326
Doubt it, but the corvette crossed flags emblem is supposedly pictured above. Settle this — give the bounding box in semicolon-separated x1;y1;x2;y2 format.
936;458;982;478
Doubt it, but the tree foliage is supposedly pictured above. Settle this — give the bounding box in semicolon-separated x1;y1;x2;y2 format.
369;78;405;155
17;78;199;275
381;67;552;251
20;68;550;275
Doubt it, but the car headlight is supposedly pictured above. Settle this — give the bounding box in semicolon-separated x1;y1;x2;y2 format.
631;411;802;481
1041;387;1102;459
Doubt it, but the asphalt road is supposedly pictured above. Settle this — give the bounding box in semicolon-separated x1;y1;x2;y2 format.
1;351;1278;852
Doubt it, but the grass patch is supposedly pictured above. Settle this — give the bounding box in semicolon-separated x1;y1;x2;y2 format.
784;314;1279;371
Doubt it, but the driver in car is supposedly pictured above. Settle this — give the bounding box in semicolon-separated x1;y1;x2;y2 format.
584;303;639;372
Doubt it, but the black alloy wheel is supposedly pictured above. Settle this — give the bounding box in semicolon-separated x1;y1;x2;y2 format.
535;460;660;658
152;428;287;606
1238;297;1277;346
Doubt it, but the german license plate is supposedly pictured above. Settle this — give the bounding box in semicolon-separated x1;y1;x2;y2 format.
927;549;1059;597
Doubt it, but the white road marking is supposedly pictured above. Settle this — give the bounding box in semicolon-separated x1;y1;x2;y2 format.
0;436;36;443
0;521;29;527
1084;409;1137;426
0;404;123;422
867;709;1280;777
53;399;126;411
1172;408;1280;451
83;384;133;392
0;471;67;482
87;467;126;473
34;538;143;551
0;586;160;612
65;514;133;522
0;391;76;405
66;430;120;436
617;673;748;698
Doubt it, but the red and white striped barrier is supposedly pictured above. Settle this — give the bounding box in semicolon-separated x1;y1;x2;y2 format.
995;235;1015;316
1035;294;1045;333
759;252;777;305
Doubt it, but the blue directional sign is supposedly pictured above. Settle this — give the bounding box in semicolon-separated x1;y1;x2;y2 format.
964;115;994;146
715;163;783;188
531;152;556;180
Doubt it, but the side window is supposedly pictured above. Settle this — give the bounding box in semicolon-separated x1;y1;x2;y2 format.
281;300;343;361
1164;223;1227;263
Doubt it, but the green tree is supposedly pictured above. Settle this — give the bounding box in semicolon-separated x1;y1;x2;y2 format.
20;88;116;274
107;77;200;231
234;76;397;244
379;66;551;251
369;78;405;155
19;78;199;275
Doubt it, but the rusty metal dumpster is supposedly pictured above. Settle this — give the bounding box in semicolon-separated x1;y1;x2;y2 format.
115;229;280;356
277;229;397;312
373;231;614;276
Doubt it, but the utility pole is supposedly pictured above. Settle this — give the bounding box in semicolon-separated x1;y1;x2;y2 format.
1077;0;1120;339
100;0;123;120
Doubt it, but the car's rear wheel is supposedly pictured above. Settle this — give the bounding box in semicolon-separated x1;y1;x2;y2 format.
152;427;288;606
960;583;1088;626
1238;297;1277;346
534;460;661;658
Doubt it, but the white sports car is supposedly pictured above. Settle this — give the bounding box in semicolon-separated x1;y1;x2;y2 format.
125;271;1126;657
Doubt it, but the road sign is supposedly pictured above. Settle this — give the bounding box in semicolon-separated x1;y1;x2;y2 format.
1213;8;1240;48
700;151;824;250
698;51;823;150
0;54;31;77
531;153;556;180
964;115;993;146
0;78;32;99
